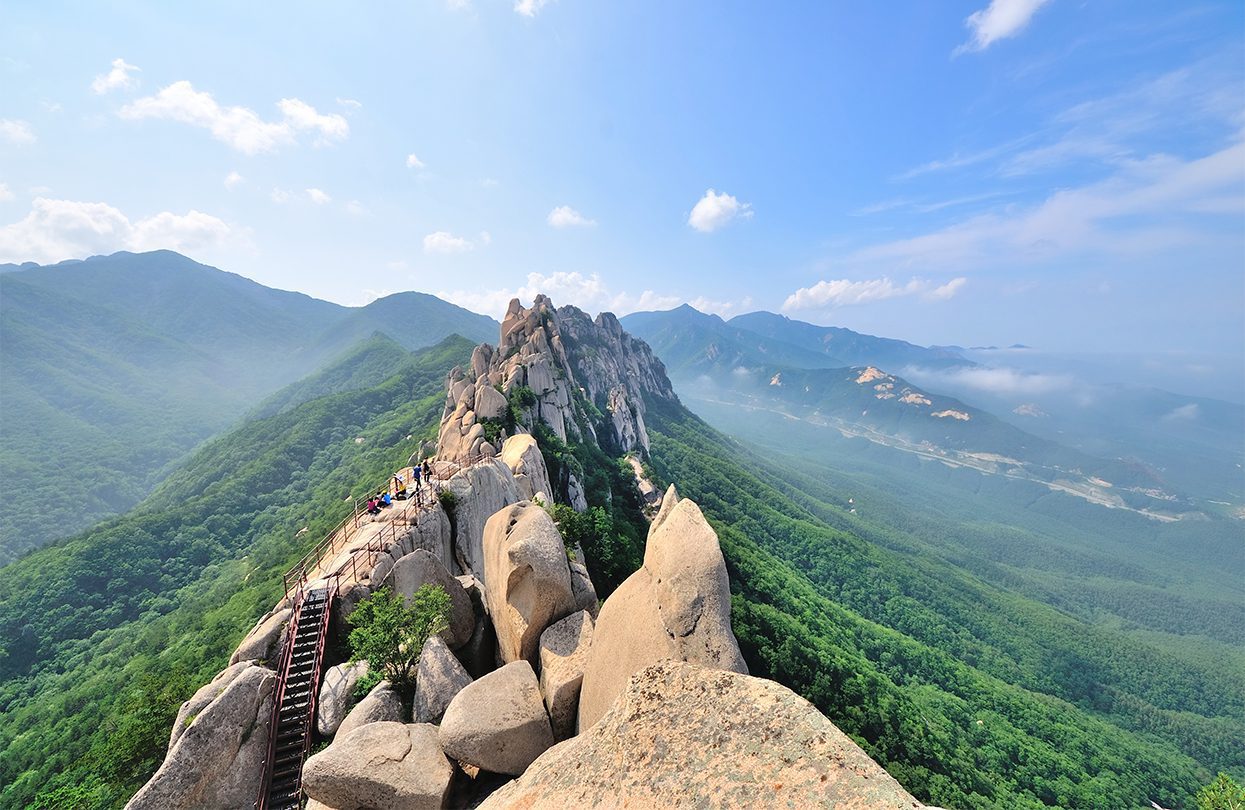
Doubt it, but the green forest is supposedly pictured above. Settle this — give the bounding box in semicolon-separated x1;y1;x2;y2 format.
0;334;1239;809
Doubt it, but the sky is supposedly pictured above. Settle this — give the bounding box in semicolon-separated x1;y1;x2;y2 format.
1;0;1242;364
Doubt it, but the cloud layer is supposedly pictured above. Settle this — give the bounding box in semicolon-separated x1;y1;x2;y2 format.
0;197;231;263
547;205;596;228
91;58;140;94
119;81;348;155
957;0;1051;54
783;276;967;311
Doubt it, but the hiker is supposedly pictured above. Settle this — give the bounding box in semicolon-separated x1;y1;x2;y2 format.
380;490;392;508
413;464;423;490
422;458;432;481
366;497;381;515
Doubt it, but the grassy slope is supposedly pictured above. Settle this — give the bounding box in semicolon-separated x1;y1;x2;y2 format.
644;396;1243;810
0;336;472;809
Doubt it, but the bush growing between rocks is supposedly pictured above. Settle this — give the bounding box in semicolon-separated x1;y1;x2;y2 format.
348;585;450;690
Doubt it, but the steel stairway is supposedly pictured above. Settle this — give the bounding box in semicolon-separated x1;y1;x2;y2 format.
258;585;333;809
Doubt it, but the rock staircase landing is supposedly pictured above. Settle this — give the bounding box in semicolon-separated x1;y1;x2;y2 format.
259;585;333;810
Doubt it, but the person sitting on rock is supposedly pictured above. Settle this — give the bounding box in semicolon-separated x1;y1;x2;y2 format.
380;491;392;508
366;497;381;515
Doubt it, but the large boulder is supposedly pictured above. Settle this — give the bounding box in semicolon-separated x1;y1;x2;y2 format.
538;610;594;741
500;433;553;502
482;661;926;810
443;458;522;579
303;721;453;810
384;549;474;649
168;661;251;750
228;607;291;666
127;664;276;810
335;681;404;740
568;558;598;619
398;501;453;569
439;661;554;776
483;502;577;668
577;488;746;730
413;635;473;724
317;661;369;737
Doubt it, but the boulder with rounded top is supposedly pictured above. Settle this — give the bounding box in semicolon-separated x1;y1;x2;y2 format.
483;502;577;667
413;635;473;724
384;548;474;648
335;680;404;740
538;610;594;740
302;721;453;810
438;660;554;776
577;488;746;730
443;458;522;579
500;433;553;502
317;661;369;737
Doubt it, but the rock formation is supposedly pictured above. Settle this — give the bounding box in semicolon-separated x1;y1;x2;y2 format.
335;680;405;739
538;610;594;741
577;485;747;730
483;501;578;668
127;663;275;810
228;607;291;666
317;661;369;737
483;661;926;809
500;432;553;501
441;458;521;579
413;635;473;724
438;660;555;776
383;549;474;649
302;721;453;810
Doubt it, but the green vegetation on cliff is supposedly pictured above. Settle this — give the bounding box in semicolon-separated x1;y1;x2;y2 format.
0;336;472;808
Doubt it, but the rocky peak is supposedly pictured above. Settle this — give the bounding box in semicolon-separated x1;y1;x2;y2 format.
437;296;678;470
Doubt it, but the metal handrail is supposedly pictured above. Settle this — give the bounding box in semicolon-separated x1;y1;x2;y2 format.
255;587;305;808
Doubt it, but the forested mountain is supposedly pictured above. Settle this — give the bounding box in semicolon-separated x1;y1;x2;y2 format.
0;251;497;562
1;305;1239;809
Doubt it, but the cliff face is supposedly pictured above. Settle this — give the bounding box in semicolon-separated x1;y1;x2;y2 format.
437;296;677;506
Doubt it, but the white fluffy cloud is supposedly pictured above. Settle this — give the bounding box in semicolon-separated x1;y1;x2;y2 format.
406;153;425;170
0;197;231;263
119;81;349;155
224;171;244;190
0;119;35;145
688;188;752;232
903;365;1074;396
956;0;1051;54
423;231;475;254
547;205;596;228
440;271;682;319
783;276;967;311
306;188;331;205
91;58;140;94
515;0;552;16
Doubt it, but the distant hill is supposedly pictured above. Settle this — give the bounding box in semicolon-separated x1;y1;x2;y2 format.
0;250;498;562
728;310;971;369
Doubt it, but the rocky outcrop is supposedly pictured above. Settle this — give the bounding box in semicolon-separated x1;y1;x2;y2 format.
483;502;578;668
303;722;453;810
413;635;473;724
439;660;555;776
383;549;474;649
127;663;276;810
483;661;926;809
336;681;404;740
568;558;599;618
443;458;522;579
317;661;369;737
500;433;553;502
228;607;291;666
578;487;747;730
454;573;498;679
538;610;594;741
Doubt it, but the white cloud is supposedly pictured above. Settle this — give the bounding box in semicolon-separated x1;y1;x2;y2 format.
224;170;244;190
423;231;475;254
515;0;552;16
0;197;232;263
688;188;753;232
91;58;140;94
406;153;425;170
547;205;596;228
904;365;1075;396
851;140;1245;270
0;119;35;145
783;276;968;311
956;0;1051;54
119;81;348;155
687;295;754;319
1162;403;1200;421
440;271;682;319
0;183;13;202
306;188;331;205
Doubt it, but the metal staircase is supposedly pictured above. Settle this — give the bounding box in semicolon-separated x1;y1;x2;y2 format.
258;584;334;810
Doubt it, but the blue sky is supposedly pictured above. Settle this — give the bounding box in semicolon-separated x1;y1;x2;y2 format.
1;0;1242;365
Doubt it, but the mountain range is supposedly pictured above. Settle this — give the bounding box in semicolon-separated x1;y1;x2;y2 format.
0;251;497;562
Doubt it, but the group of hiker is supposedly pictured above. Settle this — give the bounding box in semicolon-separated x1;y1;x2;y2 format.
365;458;435;515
